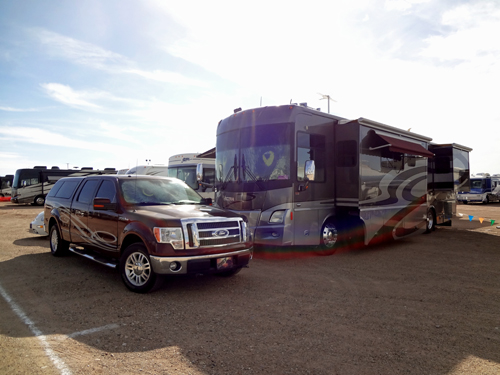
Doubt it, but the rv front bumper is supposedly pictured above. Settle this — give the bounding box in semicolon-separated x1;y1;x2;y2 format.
458;195;483;203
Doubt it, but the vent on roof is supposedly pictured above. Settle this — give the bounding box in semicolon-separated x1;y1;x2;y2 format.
81;167;93;170
34;166;47;169
51;166;60;169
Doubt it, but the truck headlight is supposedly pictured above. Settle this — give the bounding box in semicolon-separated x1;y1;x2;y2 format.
269;210;286;224
153;227;184;249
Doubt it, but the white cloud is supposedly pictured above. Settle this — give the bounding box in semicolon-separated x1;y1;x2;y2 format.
33;28;204;87
0;106;39;112
40;83;101;109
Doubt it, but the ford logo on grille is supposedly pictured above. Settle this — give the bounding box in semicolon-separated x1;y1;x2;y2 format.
213;229;229;237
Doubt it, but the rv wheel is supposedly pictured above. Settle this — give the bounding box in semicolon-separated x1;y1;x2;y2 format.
424;209;435;234
317;221;340;255
34;195;45;206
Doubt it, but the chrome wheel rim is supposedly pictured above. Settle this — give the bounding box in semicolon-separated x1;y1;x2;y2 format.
50;229;58;252
427;211;434;230
322;224;338;248
125;252;151;286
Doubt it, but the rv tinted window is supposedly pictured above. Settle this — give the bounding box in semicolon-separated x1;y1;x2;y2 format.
54;180;80;199
337;140;357;167
297;132;325;182
77;180;99;204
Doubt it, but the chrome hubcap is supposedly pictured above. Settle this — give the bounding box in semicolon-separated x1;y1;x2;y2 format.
125;252;151;286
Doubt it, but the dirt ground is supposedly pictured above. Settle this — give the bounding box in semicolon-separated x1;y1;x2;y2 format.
0;201;499;375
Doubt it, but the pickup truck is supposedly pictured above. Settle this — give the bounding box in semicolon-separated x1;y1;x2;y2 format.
44;174;253;293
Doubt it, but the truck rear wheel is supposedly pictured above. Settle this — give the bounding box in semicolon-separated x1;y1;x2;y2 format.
49;225;69;256
120;243;163;293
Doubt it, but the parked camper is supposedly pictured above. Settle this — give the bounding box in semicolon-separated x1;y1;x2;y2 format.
168;152;215;199
11;166;116;206
215;104;434;252
125;165;169;177
458;175;500;204
426;143;472;231
0;174;13;197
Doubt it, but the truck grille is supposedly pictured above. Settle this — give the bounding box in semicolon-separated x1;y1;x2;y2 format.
182;218;247;249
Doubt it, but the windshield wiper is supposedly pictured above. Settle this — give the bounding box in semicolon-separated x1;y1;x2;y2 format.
241;154;264;190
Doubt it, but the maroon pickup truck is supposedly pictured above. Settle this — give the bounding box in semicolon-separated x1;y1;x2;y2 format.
44;175;253;293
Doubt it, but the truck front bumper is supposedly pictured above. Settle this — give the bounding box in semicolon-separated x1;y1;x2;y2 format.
150;247;253;275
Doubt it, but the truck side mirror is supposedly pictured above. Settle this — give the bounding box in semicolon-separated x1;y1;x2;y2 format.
201;197;213;206
93;198;117;211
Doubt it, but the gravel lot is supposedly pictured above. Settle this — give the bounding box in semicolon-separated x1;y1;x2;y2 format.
1;201;499;375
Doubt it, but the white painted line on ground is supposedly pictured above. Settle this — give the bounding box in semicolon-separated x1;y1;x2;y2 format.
66;323;120;338
0;282;72;375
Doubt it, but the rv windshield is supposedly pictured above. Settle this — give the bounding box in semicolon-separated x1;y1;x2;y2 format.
217;123;291;187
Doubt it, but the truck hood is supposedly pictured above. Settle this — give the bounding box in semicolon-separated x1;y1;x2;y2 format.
131;204;243;221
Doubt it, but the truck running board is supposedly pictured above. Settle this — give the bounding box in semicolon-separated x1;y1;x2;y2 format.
69;246;118;269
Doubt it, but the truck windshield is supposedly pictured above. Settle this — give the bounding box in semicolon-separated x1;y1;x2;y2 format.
119;178;202;205
217;123;291;186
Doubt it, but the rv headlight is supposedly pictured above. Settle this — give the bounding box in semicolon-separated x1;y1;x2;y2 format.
269;210;286;224
154;227;184;249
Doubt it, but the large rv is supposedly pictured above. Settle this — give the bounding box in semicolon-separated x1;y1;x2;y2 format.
168;152;215;199
457;174;500;204
426;143;472;231
11;166;116;206
215;104;434;252
125;165;169;177
0;175;14;197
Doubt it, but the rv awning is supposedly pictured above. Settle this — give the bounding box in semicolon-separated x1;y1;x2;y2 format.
197;147;215;159
372;134;434;158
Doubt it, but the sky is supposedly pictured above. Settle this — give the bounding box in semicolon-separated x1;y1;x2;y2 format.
1;0;499;176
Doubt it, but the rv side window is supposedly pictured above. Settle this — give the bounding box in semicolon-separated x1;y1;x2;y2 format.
20;171;39;187
381;153;403;172
297;132;325;182
435;156;451;174
336;140;357;167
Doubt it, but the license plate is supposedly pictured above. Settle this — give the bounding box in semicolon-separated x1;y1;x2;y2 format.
216;257;233;270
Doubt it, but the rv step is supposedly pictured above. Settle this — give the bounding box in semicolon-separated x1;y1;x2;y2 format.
68;246;118;269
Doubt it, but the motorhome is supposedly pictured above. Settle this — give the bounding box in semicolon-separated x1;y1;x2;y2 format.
458;174;500;204
125;165;169;177
168;152;215;199
11;166;116;206
426;143;472;231
214;104;435;252
0;175;13;197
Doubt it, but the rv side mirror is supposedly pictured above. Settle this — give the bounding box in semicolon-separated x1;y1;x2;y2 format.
305;160;316;181
22;180;27;187
196;163;203;182
93;198;117;211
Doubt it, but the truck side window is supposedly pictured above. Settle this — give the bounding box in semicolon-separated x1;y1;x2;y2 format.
54;181;80;199
96;180;117;203
77;180;99;204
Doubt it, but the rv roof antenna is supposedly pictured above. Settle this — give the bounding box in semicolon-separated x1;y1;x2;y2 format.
146;159;151;165
318;93;337;114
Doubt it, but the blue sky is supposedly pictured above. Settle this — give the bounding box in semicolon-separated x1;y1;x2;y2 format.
1;0;499;176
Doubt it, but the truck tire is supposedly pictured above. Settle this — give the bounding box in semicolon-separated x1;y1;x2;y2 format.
424;209;435;234
34;195;45;206
316;220;341;255
49;225;69;256
120;243;163;293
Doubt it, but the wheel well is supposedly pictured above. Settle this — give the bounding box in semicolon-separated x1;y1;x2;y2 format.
120;234;144;254
48;217;58;231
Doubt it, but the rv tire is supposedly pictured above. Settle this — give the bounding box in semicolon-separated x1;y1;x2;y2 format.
34;195;45;206
317;220;340;255
424;209;435;234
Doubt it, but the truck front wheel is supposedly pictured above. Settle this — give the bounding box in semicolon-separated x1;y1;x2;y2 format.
120;244;163;293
